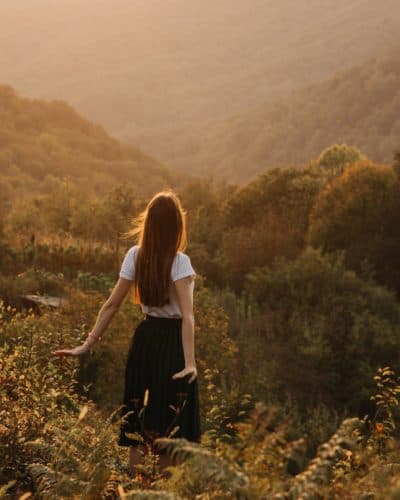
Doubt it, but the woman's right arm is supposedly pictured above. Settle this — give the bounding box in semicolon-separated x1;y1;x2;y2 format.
52;277;133;357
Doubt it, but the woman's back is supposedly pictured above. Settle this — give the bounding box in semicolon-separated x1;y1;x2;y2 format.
119;245;196;318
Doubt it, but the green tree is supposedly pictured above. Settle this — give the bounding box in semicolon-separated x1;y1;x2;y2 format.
315;144;366;177
221;167;324;290
5;198;44;235
69;185;137;248
308;161;400;291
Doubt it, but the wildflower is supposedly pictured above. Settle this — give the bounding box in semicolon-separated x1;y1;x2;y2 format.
375;422;384;433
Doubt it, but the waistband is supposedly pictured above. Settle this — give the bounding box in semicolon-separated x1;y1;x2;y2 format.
145;314;182;323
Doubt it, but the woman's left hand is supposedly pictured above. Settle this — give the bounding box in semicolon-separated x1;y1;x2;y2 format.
172;365;198;384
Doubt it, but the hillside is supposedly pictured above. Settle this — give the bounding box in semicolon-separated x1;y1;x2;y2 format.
163;53;400;182
1;0;400;166
0;85;178;201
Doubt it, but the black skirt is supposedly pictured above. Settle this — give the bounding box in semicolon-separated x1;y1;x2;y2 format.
118;314;201;448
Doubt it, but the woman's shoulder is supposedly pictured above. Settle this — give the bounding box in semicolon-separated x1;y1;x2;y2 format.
119;245;139;281
126;244;139;254
172;251;195;281
123;245;139;263
175;250;192;263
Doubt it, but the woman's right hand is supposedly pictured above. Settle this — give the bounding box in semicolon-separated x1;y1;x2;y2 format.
52;329;101;357
172;364;198;384
52;342;91;357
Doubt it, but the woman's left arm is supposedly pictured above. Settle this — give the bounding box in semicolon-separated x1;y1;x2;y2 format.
52;277;133;357
171;275;197;383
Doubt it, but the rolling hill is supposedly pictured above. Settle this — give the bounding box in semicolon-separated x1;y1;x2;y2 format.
1;0;400;171
0;85;178;201
162;52;400;182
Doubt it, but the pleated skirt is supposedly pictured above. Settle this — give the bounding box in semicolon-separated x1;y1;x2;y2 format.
118;314;201;448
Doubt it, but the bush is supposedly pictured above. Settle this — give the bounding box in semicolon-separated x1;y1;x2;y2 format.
243;248;400;412
0;301;82;484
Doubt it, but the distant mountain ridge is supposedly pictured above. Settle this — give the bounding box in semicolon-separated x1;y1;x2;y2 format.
1;0;400;171
159;52;400;182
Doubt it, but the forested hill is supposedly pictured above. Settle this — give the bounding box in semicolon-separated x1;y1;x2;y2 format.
1;0;400;167
0;85;178;201
162;52;400;182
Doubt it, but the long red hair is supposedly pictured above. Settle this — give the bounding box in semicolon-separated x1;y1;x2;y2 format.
122;190;187;306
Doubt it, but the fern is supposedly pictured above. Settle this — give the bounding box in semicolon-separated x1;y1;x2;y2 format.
155;437;250;498
27;405;130;499
287;417;361;499
0;480;16;497
28;464;57;498
119;489;181;500
101;470;121;500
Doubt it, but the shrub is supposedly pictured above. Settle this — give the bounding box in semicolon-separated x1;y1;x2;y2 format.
244;248;400;412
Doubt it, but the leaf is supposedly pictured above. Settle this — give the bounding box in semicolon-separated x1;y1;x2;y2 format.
19;493;32;500
125;432;144;443
78;405;89;421
167;426;180;438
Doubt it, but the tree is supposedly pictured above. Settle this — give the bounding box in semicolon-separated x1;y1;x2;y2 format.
70;184;137;248
315;144;366;178
221;167;324;290
179;176;234;288
308;161;400;292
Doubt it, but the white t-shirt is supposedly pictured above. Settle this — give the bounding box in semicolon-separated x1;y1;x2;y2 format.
119;245;196;318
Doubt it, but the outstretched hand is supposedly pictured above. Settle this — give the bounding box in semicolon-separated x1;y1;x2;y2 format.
52;331;100;357
52;343;91;357
172;365;197;384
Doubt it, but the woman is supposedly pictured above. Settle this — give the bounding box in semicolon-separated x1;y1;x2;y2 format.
53;190;201;476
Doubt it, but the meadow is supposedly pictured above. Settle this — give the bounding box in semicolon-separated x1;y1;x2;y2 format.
2;115;400;496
